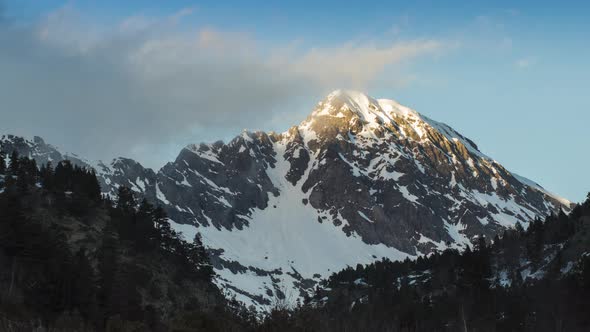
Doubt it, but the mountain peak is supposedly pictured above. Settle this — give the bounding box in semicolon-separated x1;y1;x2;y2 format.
299;89;434;147
326;89;377;110
2;98;573;309
303;90;426;131
314;89;421;124
307;90;398;127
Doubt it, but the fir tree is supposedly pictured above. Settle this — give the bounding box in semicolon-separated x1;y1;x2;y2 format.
16;164;29;193
190;233;214;280
153;206;174;250
54;160;74;192
9;150;19;174
40;161;54;190
514;221;525;236
116;186;135;212
526;218;545;266
134;198;157;250
0;150;6;174
85;169;102;200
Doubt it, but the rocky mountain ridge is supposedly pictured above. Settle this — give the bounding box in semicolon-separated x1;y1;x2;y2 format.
0;90;572;308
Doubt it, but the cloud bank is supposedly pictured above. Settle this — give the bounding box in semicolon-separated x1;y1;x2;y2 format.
0;5;444;168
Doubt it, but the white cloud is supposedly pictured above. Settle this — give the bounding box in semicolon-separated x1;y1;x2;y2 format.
286;40;442;88
0;5;445;168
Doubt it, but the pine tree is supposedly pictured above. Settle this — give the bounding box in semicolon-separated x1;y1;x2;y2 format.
40;161;54;190
135;199;157;250
22;157;38;187
54;160;74;192
0;150;6;174
15;157;36;193
16;164;29;193
189;233;214;280
9;150;19;174
514;221;525;236
137;198;154;219
526;218;545;266
85;169;102;200
153;206;173;250
116;186;135;212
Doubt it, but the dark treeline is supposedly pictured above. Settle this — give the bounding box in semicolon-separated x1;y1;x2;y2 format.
258;201;590;331
0;152;246;331
1;151;589;331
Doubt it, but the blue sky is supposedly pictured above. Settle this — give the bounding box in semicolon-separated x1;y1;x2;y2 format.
1;0;589;202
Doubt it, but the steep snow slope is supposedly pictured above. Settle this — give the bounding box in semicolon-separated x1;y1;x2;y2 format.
148;90;571;309
167;137;415;307
0;90;573;310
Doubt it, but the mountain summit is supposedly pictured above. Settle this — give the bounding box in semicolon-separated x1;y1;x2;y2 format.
304;89;427;134
1;90;571;308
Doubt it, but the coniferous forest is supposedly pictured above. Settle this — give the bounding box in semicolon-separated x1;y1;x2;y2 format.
0;152;246;331
0;152;589;331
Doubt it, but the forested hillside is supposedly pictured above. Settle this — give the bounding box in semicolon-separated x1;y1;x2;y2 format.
0;152;252;331
0;151;588;331
259;199;590;331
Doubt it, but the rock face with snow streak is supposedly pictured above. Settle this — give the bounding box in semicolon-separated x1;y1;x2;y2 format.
0;90;572;309
95;157;158;200
0;135;155;200
157;90;570;249
0;135;87;168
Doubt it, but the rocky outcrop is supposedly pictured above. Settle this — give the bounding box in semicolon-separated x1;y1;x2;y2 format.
1;90;572;309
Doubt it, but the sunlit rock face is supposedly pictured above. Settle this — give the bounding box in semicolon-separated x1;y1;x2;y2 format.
1;90;571;309
154;90;569;251
146;90;570;308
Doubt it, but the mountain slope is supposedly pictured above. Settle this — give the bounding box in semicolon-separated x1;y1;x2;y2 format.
0;155;247;331
148;90;571;307
259;202;590;331
0;90;572;309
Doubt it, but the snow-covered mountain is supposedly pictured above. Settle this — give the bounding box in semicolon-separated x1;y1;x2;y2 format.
0;90;572;309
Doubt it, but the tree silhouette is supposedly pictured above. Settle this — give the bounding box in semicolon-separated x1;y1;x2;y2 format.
0;150;6;174
8;150;19;174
